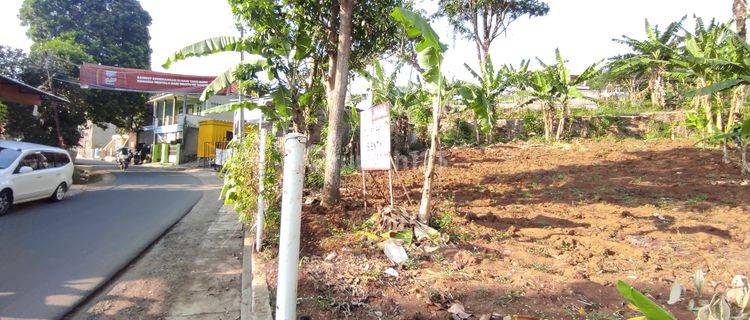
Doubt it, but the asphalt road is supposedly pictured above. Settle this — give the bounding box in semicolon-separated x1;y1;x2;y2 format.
0;169;203;319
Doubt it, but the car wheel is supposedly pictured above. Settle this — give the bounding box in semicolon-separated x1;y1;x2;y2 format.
51;183;67;202
0;190;11;215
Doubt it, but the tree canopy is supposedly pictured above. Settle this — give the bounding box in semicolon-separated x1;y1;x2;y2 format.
436;0;549;64
20;0;153;130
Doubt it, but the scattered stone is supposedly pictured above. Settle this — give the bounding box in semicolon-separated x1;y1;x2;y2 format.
506;225;518;236
384;267;399;278
303;196;319;205
422;244;440;253
383;239;409;265
452;250;477;269
667;281;683;305
324;252;337;261
731;275;747;288
447;302;471;319
414;221;440;242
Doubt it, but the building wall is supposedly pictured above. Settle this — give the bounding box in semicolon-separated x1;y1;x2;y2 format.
77;121;117;159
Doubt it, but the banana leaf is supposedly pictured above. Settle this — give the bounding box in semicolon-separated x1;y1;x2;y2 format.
200;59;267;101
686;78;746;97
617;281;676;320
162;36;246;69
391;7;446;87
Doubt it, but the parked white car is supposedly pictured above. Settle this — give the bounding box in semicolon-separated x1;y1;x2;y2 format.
0;140;74;215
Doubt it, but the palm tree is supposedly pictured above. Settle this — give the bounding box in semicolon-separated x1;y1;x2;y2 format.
610;19;684;109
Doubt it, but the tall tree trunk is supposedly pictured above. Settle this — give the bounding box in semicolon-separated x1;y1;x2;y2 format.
324;0;340;109
473;115;480;144
716;93;729;163
735;0;748;41
555;103;568;141
417;88;443;223
695;77;714;133
322;0;354;206
728;85;747;130
487;104;495;144
742;142;749;174
649;66;666;109
542;104;553;143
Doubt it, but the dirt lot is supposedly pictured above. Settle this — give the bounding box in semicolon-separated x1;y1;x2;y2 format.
261;139;750;319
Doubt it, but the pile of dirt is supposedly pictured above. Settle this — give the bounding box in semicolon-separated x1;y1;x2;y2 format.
263;139;750;319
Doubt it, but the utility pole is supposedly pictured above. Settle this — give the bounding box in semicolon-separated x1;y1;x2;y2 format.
43;52;66;148
236;29;245;142
256;113;266;251
275;133;307;320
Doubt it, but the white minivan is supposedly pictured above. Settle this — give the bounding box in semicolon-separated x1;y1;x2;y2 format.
0;140;74;215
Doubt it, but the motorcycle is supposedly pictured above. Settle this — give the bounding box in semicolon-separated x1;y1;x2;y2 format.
116;147;133;171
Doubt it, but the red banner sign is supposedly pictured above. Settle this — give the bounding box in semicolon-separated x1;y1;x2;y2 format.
79;63;216;94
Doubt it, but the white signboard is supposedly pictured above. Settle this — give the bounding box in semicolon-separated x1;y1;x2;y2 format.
360;102;391;171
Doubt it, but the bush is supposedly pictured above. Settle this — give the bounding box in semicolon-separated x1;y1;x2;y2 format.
521;111;544;137
220;129;282;230
588;116;624;138
441;118;475;146
305;144;325;190
644;120;672;140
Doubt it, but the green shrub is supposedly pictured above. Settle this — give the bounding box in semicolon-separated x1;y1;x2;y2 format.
430;211;454;231
588;116;625;138
521;111;544;137
304;144;326;190
305;170;324;189
644;120;672;140
220;130;282;230
441;118;475;146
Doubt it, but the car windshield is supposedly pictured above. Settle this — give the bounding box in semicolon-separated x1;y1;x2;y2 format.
0;147;22;169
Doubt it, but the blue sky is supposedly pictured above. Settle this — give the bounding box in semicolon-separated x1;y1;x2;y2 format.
0;0;734;82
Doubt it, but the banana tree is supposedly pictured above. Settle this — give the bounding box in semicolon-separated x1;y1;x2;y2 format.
710;119;750;174
610;19;683;109
524;67;558;142
457;58;529;144
162;30;317;133
549;50;600;140
522;49;599;142
391;7;447;223
688;36;750;173
673;19;744;162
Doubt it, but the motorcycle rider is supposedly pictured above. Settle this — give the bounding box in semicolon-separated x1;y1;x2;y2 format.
116;147;133;170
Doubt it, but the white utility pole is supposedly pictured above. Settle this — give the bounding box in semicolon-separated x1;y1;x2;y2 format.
236;29;245;142
255;113;266;251
274;133;307;320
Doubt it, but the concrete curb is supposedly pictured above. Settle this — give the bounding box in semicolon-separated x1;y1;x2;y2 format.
239;209;273;320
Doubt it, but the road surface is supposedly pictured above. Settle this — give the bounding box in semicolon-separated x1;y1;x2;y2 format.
0;169;204;319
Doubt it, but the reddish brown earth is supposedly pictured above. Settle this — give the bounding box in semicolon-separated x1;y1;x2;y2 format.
261;139;750;319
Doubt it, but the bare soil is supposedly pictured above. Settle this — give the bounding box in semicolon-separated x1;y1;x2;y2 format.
262;139;750;319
